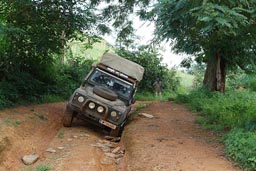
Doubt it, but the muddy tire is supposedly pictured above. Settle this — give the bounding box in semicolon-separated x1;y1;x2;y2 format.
63;113;73;127
109;125;124;137
93;86;117;101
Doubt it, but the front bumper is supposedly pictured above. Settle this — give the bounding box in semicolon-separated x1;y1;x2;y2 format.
65;102;121;130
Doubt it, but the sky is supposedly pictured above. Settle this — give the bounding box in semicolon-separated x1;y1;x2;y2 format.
133;17;184;68
103;16;185;68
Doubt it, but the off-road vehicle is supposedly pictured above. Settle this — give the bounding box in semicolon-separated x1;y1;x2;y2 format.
63;53;144;136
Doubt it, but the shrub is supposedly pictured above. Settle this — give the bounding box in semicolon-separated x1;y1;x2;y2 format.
0;58;95;109
227;72;256;92
176;88;256;131
224;129;256;170
116;47;180;93
177;87;256;169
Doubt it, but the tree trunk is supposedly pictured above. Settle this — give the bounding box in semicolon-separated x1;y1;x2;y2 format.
203;54;226;93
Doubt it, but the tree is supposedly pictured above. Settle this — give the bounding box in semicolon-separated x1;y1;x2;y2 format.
0;0;104;81
97;0;151;49
151;0;256;93
116;46;180;92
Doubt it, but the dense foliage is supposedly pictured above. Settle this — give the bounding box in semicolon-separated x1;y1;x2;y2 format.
225;129;256;170
228;71;256;91
176;88;256;169
149;0;256;92
116;46;180;93
177;88;256;130
0;58;95;109
0;0;100;80
0;0;104;109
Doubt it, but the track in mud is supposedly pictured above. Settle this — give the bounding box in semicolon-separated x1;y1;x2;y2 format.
0;101;240;171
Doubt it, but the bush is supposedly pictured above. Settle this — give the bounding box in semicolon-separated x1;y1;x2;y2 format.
0;72;45;108
136;90;176;101
227;72;256;92
225;129;256;170
0;58;95;109
177;87;256;169
176;88;256;131
116;47;180;93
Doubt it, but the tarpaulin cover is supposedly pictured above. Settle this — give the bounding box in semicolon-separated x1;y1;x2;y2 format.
100;53;144;81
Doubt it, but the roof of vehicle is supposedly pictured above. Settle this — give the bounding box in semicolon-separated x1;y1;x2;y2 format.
99;53;144;81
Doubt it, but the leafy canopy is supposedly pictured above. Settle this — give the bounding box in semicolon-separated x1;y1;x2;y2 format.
152;0;256;70
0;0;105;80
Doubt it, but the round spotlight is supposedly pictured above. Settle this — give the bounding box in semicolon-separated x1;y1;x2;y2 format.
97;106;104;113
78;96;85;103
110;111;117;117
88;102;96;109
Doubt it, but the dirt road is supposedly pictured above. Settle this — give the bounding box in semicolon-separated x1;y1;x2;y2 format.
0;101;240;171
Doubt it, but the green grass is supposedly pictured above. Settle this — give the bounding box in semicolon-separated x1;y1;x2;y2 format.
224;129;256;170
176;88;256;131
4;117;21;127
68;39;113;61
85;41;114;59
176;87;256;169
126;102;148;124
57;130;64;139
34;165;51;171
136;90;177;102
177;71;194;90
19;164;51;171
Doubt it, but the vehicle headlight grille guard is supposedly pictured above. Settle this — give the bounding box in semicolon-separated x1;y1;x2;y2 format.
72;92;86;107
107;109;122;122
84;100;107;115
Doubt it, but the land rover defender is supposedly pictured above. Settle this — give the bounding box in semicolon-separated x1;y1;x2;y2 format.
63;53;144;137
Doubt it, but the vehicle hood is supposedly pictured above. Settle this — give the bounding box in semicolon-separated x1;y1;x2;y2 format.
77;87;128;112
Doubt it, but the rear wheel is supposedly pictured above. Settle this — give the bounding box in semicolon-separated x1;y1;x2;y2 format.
63;111;74;127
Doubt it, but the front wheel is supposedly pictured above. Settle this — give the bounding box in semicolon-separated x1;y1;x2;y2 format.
63;112;74;127
109;125;124;137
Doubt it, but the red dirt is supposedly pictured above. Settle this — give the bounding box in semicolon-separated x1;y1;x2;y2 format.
0;103;65;170
0;101;240;171
121;101;240;171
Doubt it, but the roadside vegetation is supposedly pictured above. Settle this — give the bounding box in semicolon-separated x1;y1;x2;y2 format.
176;71;256;170
1;0;256;170
20;164;51;171
0;38;179;109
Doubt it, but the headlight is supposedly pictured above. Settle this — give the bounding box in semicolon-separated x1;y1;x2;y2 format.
110;111;117;117
97;106;104;113
78;96;85;103
88;102;96;109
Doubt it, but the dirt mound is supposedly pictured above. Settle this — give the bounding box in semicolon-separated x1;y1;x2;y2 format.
0;135;11;164
0;103;65;170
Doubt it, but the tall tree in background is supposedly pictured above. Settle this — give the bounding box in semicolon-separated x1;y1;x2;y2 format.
151;0;256;93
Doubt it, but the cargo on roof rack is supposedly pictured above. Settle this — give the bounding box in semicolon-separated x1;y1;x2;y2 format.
100;53;144;81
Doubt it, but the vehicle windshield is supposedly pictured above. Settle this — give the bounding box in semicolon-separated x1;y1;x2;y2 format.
89;69;134;99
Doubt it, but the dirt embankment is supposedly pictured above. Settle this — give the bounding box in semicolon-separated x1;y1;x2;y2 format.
0;101;240;171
